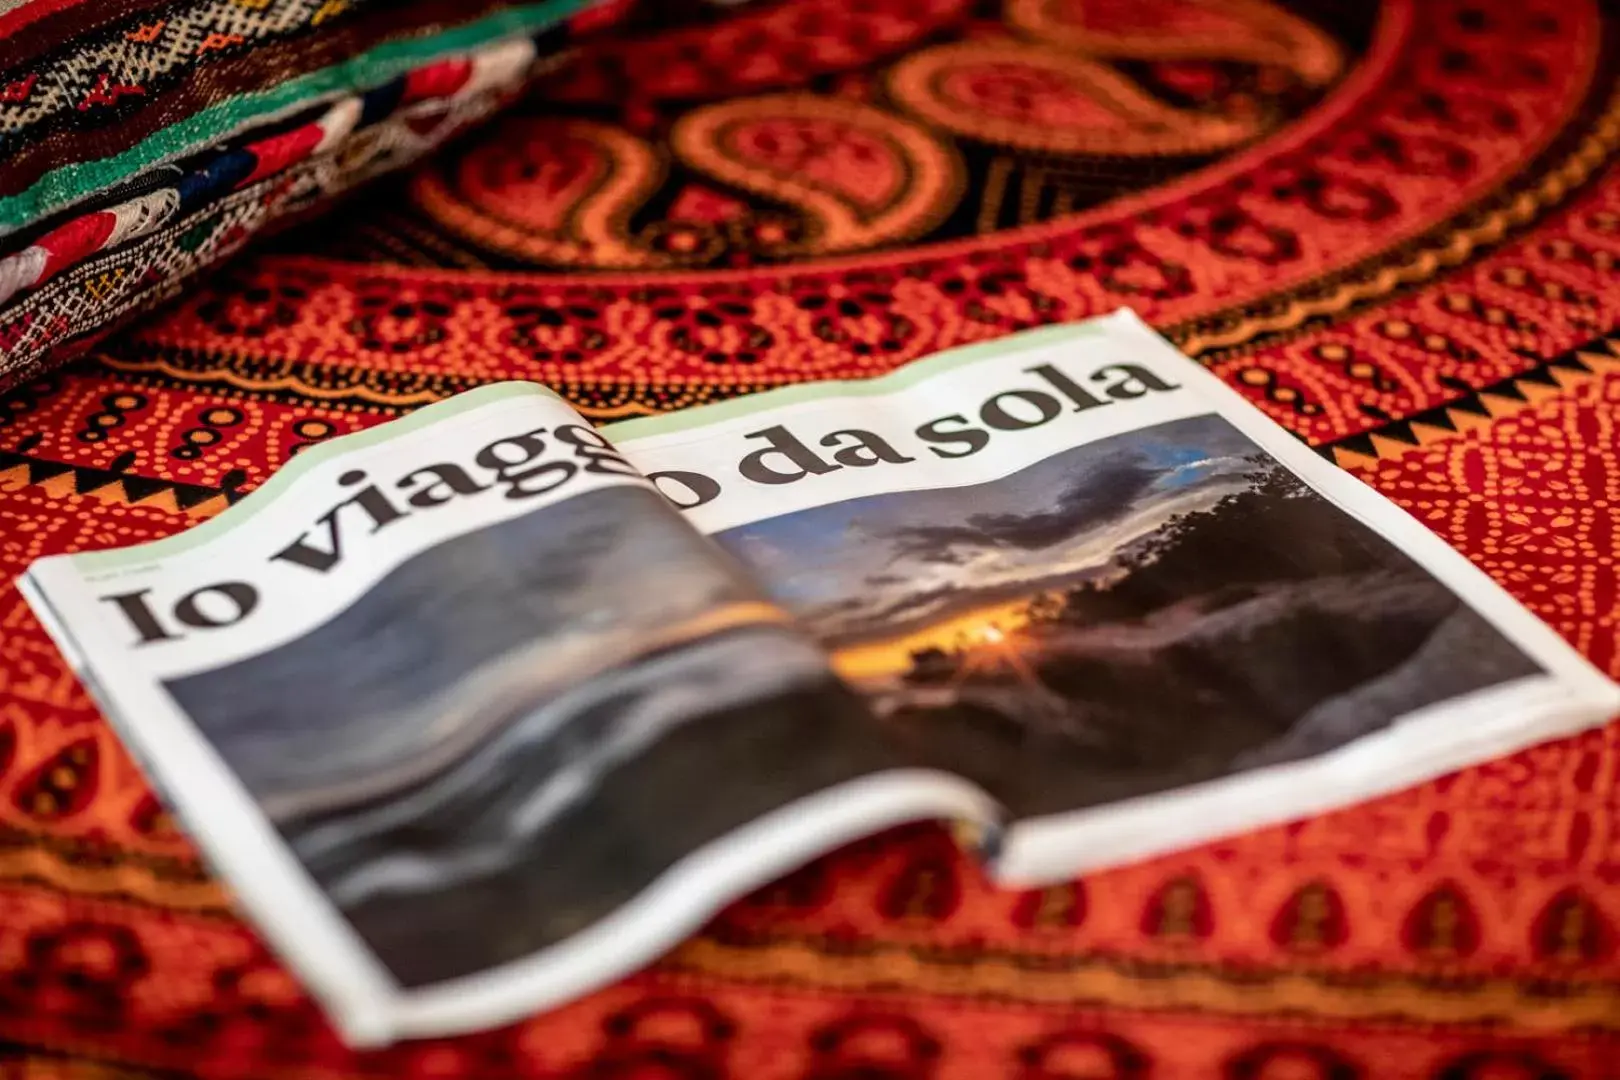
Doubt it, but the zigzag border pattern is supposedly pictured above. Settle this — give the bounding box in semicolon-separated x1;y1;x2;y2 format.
0;440;232;515
1320;332;1620;467
17;330;1620;519
98;343;758;419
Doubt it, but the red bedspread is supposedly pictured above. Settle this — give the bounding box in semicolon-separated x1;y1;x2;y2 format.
2;1;1619;1075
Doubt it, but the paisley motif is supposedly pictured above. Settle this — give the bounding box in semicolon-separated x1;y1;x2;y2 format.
887;40;1265;156
369;0;1367;276
670;94;963;256
410;117;667;268
1005;0;1346;87
412;97;962;267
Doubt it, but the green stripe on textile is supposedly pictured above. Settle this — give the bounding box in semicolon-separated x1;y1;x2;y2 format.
0;0;587;236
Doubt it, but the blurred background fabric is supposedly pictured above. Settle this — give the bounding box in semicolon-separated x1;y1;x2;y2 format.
4;0;1620;1075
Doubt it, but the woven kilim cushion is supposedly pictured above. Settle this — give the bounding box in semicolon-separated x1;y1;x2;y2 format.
0;0;610;392
4;0;1620;1077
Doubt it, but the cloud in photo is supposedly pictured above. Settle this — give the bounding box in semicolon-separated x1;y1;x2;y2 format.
889;454;1160;563
714;414;1261;644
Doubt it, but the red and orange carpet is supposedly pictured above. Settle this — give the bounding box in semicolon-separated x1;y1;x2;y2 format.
3;0;1620;1075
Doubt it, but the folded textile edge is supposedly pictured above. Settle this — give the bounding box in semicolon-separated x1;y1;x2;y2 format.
0;0;593;236
0;30;573;394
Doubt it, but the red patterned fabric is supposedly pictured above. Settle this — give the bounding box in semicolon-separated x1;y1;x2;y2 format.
2;1;1620;1076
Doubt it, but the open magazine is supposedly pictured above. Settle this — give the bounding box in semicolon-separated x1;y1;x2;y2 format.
22;310;1619;1045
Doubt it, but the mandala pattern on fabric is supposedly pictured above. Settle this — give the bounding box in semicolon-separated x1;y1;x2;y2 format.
377;0;1354;269
3;0;1620;1076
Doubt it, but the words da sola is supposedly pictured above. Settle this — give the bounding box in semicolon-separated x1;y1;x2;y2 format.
648;361;1179;508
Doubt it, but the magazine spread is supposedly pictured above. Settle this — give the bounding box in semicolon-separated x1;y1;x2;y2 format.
21;310;1620;1046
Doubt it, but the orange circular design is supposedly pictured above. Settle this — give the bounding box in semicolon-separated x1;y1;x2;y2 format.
107;0;1608;422
199;407;242;427
135;0;1590;354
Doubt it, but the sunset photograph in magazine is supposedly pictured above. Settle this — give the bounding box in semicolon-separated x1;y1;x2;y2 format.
162;485;900;990
715;412;1544;818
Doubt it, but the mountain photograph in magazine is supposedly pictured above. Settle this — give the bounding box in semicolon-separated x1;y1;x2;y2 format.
715;412;1543;817
161;485;902;990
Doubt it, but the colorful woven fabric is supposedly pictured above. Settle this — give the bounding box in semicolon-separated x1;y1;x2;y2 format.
0;0;598;392
0;0;593;231
3;0;1620;1076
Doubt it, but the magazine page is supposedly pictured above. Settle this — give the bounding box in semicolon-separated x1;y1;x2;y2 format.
607;309;1620;885
20;383;996;1047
